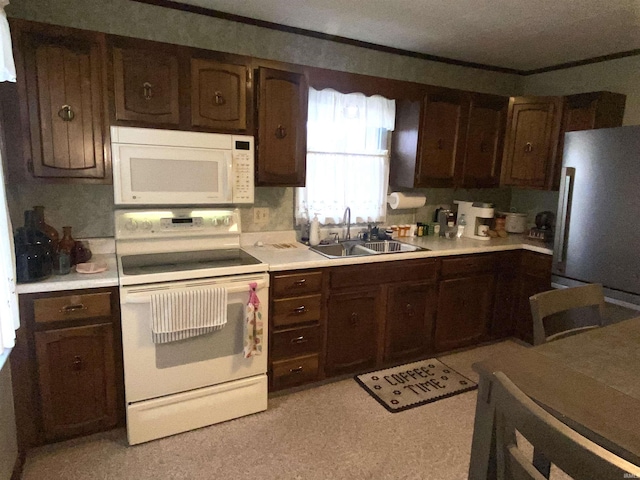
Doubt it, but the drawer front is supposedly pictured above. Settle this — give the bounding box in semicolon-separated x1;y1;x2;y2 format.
271;325;321;360
272;271;323;297
520;251;552;275
272;295;322;328
440;255;494;277
271;354;319;390
331;259;437;289
34;292;112;324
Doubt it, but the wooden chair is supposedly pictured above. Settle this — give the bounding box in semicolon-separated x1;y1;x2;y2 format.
529;283;605;346
491;371;640;479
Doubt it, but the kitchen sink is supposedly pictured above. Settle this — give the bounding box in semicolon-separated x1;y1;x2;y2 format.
310;239;428;259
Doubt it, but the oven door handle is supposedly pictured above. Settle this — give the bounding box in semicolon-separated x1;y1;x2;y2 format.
121;279;267;305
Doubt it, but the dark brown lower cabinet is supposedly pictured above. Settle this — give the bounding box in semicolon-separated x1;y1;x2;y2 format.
325;288;379;376
435;273;495;351
11;287;123;449
513;251;553;344
34;323;117;441
384;281;437;362
491;251;520;338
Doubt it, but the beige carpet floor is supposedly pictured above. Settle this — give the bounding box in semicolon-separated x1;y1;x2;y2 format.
21;340;529;480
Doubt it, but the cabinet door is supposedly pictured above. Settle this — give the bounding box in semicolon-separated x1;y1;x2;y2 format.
514;252;552;344
491;251;520;338
435;273;495;352
326;289;378;375
112;45;180;125
256;67;308;186
501;96;563;189
35;323;117;441
384;281;436;363
416;91;468;188
18;29;107;180
191;58;248;131
462;94;508;188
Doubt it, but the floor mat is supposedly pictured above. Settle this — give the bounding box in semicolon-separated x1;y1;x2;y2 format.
355;358;477;412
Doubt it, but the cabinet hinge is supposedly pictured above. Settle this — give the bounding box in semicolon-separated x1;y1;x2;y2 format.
27;158;33;173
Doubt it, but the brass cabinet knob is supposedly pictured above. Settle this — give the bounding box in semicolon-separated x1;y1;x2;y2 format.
275;125;287;139
142;82;153;100
58;105;75;122
213;91;226;105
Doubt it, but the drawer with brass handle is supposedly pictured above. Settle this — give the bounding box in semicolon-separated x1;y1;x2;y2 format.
272;271;323;297
272;294;321;328
271;354;319;390
33;292;112;324
440;255;494;277
271;325;321;360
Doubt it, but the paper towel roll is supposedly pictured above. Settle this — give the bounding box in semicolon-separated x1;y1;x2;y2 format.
387;192;426;210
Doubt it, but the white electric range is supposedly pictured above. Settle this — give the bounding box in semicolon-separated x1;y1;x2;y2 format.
115;208;269;445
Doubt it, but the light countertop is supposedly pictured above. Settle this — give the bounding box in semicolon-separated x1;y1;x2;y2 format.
16;238;119;294
16;233;553;294
242;233;553;272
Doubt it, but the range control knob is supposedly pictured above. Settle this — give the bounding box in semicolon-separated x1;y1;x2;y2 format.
223;216;231;226
124;219;138;231
141;220;153;230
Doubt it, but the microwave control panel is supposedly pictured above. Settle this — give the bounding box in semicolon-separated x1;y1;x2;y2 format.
232;136;254;204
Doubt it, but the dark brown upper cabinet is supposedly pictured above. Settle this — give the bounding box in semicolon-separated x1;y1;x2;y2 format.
256;67;308;186
191;58;248;131
461;93;508;188
562;91;626;133
390;88;469;188
500;96;563;190
10;20;110;183
110;38;181;126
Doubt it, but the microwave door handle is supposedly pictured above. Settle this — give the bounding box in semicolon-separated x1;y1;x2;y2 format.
225;150;234;202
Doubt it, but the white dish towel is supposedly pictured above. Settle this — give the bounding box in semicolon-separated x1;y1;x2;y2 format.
150;287;227;344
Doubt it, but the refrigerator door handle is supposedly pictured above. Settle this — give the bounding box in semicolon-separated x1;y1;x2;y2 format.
553;167;575;274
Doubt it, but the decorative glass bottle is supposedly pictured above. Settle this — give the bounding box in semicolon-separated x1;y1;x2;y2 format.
33;205;59;252
58;226;76;257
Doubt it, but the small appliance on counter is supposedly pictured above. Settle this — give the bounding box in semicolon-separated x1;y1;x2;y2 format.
528;211;555;242
454;201;495;241
500;210;529;233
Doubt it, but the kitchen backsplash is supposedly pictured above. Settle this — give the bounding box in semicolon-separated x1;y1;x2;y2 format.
7;182;516;239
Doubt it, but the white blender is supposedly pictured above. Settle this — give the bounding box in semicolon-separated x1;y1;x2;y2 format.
454;201;495;241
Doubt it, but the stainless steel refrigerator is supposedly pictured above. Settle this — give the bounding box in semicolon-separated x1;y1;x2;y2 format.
553;125;640;307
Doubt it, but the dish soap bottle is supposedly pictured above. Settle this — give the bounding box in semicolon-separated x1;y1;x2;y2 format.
309;213;320;247
456;213;466;238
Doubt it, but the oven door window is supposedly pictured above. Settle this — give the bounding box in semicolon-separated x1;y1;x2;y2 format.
155;302;244;368
114;144;232;204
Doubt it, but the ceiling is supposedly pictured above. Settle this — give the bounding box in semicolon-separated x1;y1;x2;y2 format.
169;0;640;73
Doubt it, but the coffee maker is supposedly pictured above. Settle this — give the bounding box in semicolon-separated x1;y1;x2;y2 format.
454;201;495;241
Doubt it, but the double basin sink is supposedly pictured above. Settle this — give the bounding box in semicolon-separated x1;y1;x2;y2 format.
310;239;428;259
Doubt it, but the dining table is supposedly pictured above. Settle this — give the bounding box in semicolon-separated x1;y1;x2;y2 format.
468;316;640;479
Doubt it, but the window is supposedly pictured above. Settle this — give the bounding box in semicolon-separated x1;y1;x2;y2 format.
295;88;395;225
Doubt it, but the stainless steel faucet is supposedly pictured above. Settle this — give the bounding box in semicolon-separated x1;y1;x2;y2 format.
342;207;351;240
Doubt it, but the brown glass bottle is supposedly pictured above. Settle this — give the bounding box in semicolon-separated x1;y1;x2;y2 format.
58;226;76;258
33;206;59;252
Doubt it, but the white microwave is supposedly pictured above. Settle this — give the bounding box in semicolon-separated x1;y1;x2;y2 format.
111;126;254;206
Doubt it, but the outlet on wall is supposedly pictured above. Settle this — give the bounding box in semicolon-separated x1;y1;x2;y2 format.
253;207;270;224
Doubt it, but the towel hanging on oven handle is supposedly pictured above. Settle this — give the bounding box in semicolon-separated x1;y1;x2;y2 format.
244;281;263;358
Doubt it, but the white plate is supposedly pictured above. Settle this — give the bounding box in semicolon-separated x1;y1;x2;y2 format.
76;261;108;274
